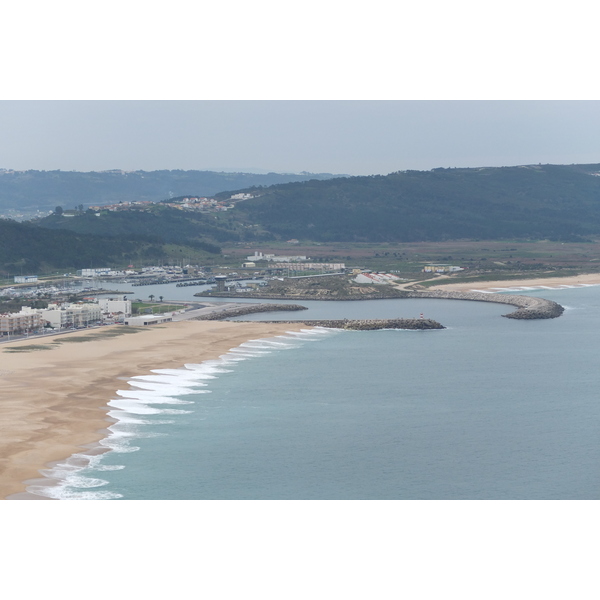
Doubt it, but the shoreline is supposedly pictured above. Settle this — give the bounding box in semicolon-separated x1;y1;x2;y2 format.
2;273;590;499
427;272;600;292
0;320;308;499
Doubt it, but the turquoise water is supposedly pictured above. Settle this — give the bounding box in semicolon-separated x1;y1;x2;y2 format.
29;285;600;499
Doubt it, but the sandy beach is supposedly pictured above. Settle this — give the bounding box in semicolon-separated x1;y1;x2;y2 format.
428;272;600;292
0;320;307;499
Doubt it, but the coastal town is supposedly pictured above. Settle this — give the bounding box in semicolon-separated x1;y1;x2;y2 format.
0;247;566;344
0;250;467;339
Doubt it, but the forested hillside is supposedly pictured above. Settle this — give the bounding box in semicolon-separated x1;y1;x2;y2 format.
0;219;219;273
228;163;600;242
21;163;600;250
36;206;234;250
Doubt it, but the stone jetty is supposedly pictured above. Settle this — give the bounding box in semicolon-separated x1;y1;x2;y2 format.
194;273;564;319
279;318;444;330
191;303;308;321
191;303;444;329
189;291;563;325
405;290;564;319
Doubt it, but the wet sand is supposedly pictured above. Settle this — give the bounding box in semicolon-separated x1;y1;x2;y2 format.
428;273;600;292
0;320;307;499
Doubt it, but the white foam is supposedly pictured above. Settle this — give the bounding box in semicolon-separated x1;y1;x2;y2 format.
249;339;296;347
27;484;123;500
116;388;199;400
130;374;205;386
108;399;193;415
27;328;328;500
283;330;324;338
184;362;232;373
152;368;219;380
238;342;273;350
94;464;126;471
219;354;251;362
228;347;271;356
128;380;207;391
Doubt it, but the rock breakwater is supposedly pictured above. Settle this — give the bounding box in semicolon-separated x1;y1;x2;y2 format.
190;303;444;329
191;303;308;321
405;290;564;319
284;318;444;330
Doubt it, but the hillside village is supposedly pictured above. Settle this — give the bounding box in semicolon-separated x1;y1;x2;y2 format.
82;192;257;216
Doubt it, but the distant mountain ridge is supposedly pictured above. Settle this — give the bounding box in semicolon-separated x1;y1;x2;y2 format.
0;169;342;216
14;163;600;261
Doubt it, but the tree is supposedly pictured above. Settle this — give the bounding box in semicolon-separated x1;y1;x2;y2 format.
55;206;63;216
149;294;155;302
159;296;163;302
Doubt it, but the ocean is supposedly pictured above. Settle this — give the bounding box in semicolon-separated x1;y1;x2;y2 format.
27;283;600;499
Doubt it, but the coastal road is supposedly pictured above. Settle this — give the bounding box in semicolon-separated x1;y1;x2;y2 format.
171;302;251;321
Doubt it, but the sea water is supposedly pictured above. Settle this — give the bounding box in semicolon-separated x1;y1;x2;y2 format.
27;285;600;499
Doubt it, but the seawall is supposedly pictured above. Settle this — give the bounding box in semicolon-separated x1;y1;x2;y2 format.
405;290;564;319
191;303;308;320
189;292;564;323
190;304;444;330
276;318;444;330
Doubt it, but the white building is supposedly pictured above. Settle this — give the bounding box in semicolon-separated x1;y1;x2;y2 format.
80;268;111;277
14;275;38;283
0;308;43;334
98;298;132;316
40;303;102;329
272;262;345;271
422;265;464;273
247;252;309;262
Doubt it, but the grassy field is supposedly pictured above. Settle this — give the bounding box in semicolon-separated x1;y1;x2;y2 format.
221;240;600;280
6;239;600;291
132;302;182;315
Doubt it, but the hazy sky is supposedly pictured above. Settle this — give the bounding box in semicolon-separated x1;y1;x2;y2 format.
1;101;599;176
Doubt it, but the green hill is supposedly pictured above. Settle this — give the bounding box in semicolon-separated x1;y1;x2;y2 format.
26;163;600;247
227;163;600;242
36;206;231;250
0;218;219;274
